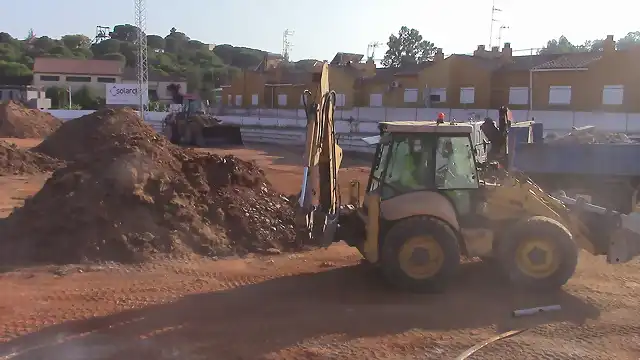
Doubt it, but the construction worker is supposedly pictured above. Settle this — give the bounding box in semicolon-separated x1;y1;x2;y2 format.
437;112;445;124
399;139;424;189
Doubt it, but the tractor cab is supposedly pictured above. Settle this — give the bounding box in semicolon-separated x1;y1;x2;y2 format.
363;121;479;217
181;95;209;116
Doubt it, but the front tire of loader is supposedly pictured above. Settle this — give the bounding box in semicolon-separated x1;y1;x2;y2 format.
499;216;578;291
380;216;460;293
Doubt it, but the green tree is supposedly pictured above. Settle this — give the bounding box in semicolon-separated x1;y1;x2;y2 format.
45;86;68;108
147;35;165;49
0;26;282;87
382;26;437;67
538;36;585;54
110;24;139;42
538;33;640;54
72;86;100;110
0;61;31;76
186;67;203;94
617;31;640;50
47;45;74;57
91;38;121;57
61;34;91;49
99;53;126;62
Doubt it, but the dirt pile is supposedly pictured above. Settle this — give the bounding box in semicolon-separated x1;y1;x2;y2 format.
1;108;298;265
34;107;163;162
0;101;62;138
0;140;63;175
547;126;632;144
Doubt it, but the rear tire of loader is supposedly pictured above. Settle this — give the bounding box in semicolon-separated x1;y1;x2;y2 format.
380;216;460;293
499;216;578;291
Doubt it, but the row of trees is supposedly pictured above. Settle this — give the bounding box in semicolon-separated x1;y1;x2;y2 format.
381;27;640;67
0;25;270;94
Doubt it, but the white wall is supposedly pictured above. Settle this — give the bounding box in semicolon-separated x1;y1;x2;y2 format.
222;107;640;133
46;107;640;153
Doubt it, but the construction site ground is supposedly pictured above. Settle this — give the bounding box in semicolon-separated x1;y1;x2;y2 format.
0;139;639;360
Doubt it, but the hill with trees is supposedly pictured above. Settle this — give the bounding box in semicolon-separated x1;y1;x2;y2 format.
0;24;272;93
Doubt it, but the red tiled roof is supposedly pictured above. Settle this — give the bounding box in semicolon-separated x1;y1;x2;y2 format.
532;52;603;70
33;57;124;76
497;54;563;72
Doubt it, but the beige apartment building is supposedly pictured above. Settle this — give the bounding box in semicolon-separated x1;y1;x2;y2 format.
32;58;187;103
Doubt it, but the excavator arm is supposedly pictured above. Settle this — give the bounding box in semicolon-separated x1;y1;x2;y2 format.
296;63;344;246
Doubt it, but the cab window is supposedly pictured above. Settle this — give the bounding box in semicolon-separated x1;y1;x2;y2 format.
379;135;433;199
368;142;389;192
435;136;478;189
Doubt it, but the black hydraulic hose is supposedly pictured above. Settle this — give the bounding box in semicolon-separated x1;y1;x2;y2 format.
319;90;339;212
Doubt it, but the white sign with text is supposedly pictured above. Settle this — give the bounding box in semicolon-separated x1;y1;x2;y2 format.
105;84;148;105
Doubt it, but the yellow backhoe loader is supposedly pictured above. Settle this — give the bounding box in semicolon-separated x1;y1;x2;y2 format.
162;96;243;147
296;63;640;293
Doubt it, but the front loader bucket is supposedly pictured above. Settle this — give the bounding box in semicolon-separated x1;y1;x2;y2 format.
608;212;640;263
201;125;244;147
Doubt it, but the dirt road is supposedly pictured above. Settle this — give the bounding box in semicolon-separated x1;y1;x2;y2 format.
1;141;639;360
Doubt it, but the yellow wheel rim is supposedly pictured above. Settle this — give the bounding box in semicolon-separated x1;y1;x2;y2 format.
515;238;560;279
398;236;444;280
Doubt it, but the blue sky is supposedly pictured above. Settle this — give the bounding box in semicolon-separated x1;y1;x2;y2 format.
5;0;638;61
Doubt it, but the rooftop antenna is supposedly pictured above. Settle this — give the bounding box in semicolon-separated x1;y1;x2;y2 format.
93;26;110;44
489;0;502;48
367;42;382;61
498;25;510;48
134;0;149;117
282;29;294;61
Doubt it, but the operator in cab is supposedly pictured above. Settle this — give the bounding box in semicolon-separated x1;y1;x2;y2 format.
397;138;427;190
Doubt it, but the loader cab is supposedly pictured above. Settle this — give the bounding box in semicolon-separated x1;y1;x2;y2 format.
365;121;479;216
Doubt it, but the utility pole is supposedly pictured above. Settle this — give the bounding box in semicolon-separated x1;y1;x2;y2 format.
282;29;294;61
134;0;149;117
489;0;502;48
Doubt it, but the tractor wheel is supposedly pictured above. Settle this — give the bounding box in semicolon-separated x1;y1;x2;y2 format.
380;216;460;293
498;216;578;291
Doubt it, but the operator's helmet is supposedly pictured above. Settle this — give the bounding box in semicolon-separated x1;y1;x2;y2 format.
441;139;454;158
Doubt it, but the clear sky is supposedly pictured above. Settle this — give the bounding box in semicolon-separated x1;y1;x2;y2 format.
5;0;637;61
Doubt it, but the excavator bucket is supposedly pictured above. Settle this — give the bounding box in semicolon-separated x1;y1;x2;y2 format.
201;124;244;147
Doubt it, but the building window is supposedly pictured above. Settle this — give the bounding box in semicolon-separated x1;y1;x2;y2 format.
66;76;91;82
549;86;571;105
97;77;116;83
235;95;242;106
403;88;418;103
251;94;259;106
277;94;287;106
508;87;529;105
460;87;475;104
40;75;60;81
602;85;623;105
427;88;446;104
335;93;346;107
369;93;383;107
